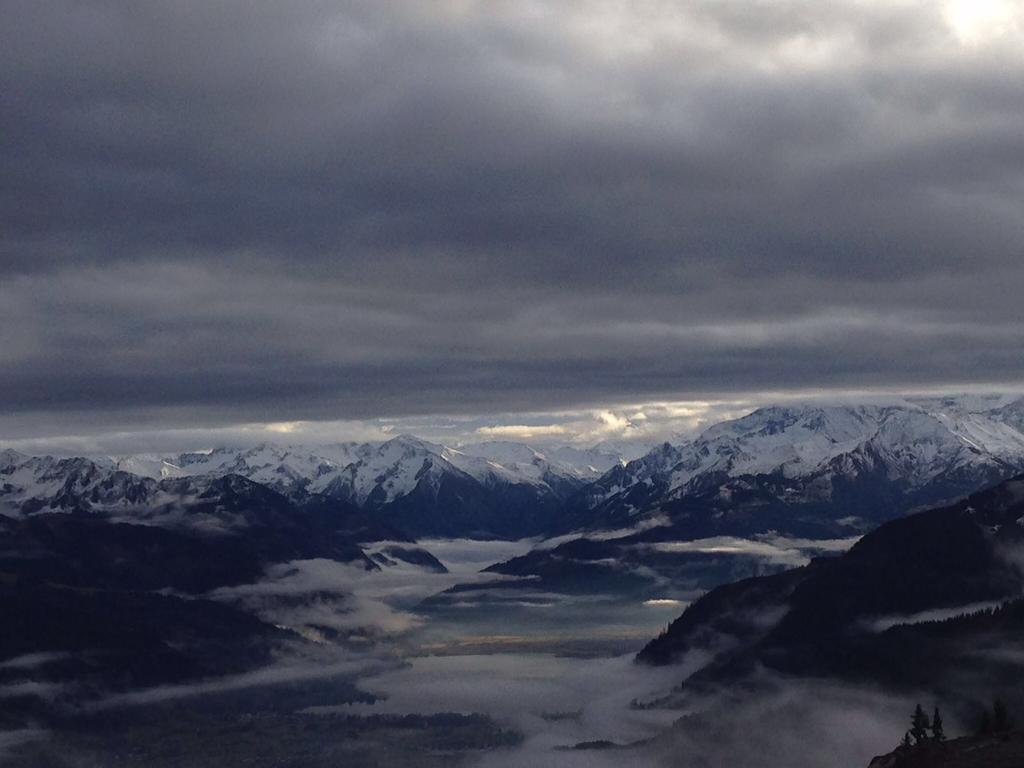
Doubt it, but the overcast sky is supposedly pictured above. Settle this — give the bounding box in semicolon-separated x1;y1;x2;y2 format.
2;0;1023;450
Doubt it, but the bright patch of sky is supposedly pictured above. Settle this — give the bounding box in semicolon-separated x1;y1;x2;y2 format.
2;385;1022;456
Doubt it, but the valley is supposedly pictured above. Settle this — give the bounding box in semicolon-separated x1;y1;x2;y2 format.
4;396;1024;766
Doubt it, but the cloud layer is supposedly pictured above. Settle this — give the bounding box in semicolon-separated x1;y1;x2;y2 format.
3;0;1023;435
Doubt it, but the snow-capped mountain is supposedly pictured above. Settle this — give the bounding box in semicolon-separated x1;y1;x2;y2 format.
457;440;621;481
119;443;362;495
0;451;403;543
1;435;634;539
547;443;637;472
100;436;630;538
7;397;1024;541
317;435;594;537
320;436;537;505
112;454;188;480
567;397;1024;535
0;453;156;516
660;403;1022;494
116;437;615;501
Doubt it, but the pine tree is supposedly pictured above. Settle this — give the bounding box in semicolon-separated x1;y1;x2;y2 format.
993;698;1012;733
932;707;945;741
910;704;931;744
900;731;913;750
978;710;992;736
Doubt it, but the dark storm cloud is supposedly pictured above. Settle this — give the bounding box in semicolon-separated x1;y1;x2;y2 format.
2;0;1023;432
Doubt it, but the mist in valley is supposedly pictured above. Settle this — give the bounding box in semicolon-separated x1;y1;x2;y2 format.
1;533;963;768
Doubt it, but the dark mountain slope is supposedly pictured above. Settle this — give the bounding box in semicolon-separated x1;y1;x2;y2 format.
0;579;287;691
869;730;1024;768
369;468;567;539
637;476;1024;691
0;474;421;726
481;536;801;597
0;515;269;594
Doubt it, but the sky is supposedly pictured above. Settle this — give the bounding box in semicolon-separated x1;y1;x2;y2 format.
2;0;1024;451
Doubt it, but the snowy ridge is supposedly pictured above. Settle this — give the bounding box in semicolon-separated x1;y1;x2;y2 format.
0;454;157;517
0;435;631;537
110;436;620;506
670;400;1024;491
161;443;362;495
114;454;188;480
582;397;1024;524
5;395;1024;539
458;440;623;481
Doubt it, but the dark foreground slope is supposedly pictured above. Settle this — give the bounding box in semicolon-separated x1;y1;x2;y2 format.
637;476;1024;693
868;730;1024;768
0;475;443;728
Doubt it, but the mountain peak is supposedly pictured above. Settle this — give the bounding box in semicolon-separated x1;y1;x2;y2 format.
0;448;26;467
383;434;442;451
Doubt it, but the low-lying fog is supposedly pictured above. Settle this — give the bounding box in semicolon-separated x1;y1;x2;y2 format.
6;533;927;768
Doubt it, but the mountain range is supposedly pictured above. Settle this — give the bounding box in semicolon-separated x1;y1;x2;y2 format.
1;437;624;539
5;397;1024;759
562;396;1024;538
5;395;1024;542
414;396;1024;604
